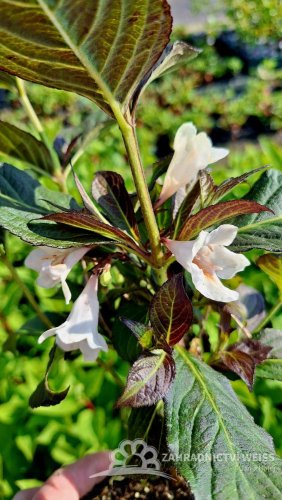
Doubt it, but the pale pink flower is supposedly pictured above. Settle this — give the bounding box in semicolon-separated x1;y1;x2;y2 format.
157;122;228;206
165;225;250;302
25;246;89;304
39;274;108;362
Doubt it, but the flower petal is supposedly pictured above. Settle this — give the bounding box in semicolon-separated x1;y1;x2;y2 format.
64;247;89;273
25;247;52;272
209;146;229;163
173;122;197;150
61;278;72;305
206;224;238;246
38;275;107;361
212;246;250;279
190;262;239;302
165;239;195;271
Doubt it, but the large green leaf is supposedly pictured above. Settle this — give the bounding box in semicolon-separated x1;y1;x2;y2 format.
165;348;282;500
0;0;172;116
231;170;282;252
0;163;115;247
0;121;54;173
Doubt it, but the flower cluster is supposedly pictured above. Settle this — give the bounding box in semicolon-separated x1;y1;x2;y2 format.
25;123;249;362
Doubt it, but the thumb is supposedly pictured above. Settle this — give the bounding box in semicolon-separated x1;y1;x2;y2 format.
14;451;111;500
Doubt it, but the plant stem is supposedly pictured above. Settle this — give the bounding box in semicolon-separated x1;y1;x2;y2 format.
117;115;163;268
16;77;62;176
0;251;53;329
253;300;282;334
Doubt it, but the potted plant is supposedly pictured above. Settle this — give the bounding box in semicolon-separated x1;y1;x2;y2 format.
0;1;281;498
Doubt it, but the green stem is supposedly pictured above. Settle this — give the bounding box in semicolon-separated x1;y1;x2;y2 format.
117;115;163;268
16;77;62;176
253;300;282;334
0;251;53;330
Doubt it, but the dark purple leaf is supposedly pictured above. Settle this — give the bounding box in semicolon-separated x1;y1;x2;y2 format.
92;171;138;236
116;350;175;408
150;274;193;346
42;211;148;258
219;339;272;390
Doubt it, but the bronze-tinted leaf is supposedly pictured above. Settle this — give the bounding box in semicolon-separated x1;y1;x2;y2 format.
0;0;172;116
42;211;147;257
133;40;199;109
150;274;193;346
178;200;272;241
92;171;138;236
208;166;267;205
219;339;271;390
117;350;175;407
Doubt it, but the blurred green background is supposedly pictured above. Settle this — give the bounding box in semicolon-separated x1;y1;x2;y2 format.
0;0;282;497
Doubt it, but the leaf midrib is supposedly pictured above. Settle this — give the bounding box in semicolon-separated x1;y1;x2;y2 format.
176;346;253;491
238;215;282;233
36;0;123;120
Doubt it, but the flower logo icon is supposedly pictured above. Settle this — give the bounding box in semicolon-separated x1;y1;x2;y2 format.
89;439;173;480
112;439;161;471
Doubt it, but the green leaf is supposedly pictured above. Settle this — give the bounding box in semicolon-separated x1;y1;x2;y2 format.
121;318;154;350
0;121;54;173
231;170;282;252
150;274;193;346
29;345;70;408
0;0;172;116
117;350;175;408
165;348;282;499
92;171;138;236
43;211;147;256
178;200;270;241
0;163;114;247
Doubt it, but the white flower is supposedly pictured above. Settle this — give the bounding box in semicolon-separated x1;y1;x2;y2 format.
38;274;108;362
25;246;89;304
157;122;229;206
165;225;250;302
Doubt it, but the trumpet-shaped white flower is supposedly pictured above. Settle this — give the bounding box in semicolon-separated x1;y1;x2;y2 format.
165;225;250;302
25;246;89;304
38;274;108;362
157;122;229;206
